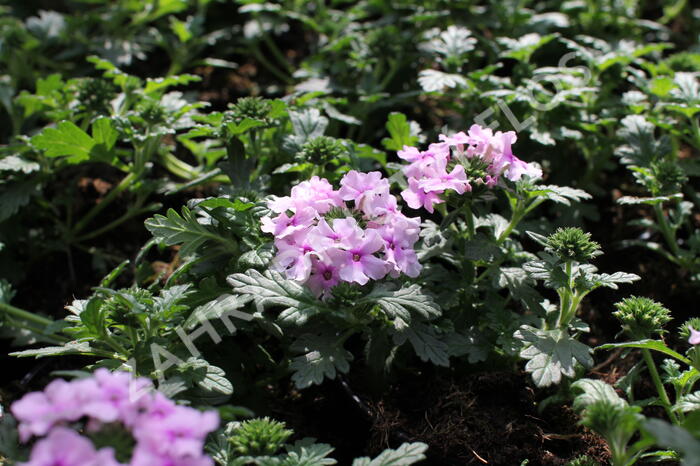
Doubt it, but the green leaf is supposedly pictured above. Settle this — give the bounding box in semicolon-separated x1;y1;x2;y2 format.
31;121;95;164
615;115;671;166
597;340;692;365
144;207;211;257
351;442;428;466
644;419;700;466
290;334;353;389
527;185;591;206
197;197;254;211
358;284;441;329
393;323;449;367
10;341;95;358
0;155;40;174
283;440;337;465
227;269;325;325
571;378;628;411
381;112;419;152
417;69;467;92
464;238;503;261
677;392;700;413
617;195;681;205
0;411;20;460
237;244;274;270
184;294;252;330
515;326;593;387
91;117;118;151
226;118;266;136
0;181;38;222
592;272;641;289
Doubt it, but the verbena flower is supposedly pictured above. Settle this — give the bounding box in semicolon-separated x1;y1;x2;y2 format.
20;427;121;466
398;123;541;212
12;369;219;466
689;326;700;345
261;171;421;299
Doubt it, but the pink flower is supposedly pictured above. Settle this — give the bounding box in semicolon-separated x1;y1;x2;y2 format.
261;173;424;297
134;407;219;458
130;448;214;466
268;177;342;215
307;257;341;299
19;427;120;466
273;231;316;282
416;156;470;194
13;370;219;466
338;171;390;215
327;230;388;285
689;326;700;345
401;178;443;213
260;207;317;239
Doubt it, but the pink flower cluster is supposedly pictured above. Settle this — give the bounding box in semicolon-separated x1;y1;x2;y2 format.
11;369;219;466
399;124;542;213
261;173;421;298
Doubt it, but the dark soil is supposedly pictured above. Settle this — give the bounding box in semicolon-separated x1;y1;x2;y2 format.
271;368;610;466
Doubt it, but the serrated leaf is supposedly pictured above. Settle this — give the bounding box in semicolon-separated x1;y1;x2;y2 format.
31;121;96;164
184;294;251;330
290;334;353;389
677;392;700;413
393;323;449;367
227;269;324;325
91;117;118;151
0;155;40;174
0;181;38;222
644;419;700;466
529;185;592;206
571;378;627;411
178;358;233;396
358;284;441;327
381;112;419;152
418;69;467;92
10;341;94;358
592;272;641;289
515;326;593;387
197;197;255;211
616;115;671;166
144;207;210;257
237;244;275;270
351;442;428;466
283;440;337;466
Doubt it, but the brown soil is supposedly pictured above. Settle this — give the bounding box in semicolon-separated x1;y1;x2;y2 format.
271;368;610;466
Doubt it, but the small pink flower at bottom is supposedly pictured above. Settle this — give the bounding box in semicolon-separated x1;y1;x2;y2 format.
19;427;120;466
307;258;341;298
689;326;700;345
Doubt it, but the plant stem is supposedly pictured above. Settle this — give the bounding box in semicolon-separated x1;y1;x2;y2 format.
0;302;53;327
463;201;475;239
71;171;139;237
641;348;679;424
653;203;680;257
75;203;161;242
